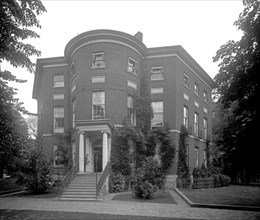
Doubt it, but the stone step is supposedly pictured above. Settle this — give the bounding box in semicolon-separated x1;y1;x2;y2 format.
63;191;96;195
65;189;96;192
61;194;97;198
59;197;98;201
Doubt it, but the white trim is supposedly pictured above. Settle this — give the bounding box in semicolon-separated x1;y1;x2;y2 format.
43;63;68;68
71;39;143;57
147;53;212;89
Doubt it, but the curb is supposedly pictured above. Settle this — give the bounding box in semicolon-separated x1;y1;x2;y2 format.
0;189;25;197
174;187;260;212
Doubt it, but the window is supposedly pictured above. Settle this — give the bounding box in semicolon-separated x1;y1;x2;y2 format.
194;101;199;108
151;87;163;94
127;95;135;126
184;93;189;101
54;145;64;167
203;91;208;103
92;76;105;83
54;107;64;133
92;91;105;119
127;80;137;90
151;66;164;81
184;74;189;88
53;94;64;100
183;106;189;129
194;112;199;137
72;99;76;128
194;83;199;96
194;147;199;168
203;118;208;140
54;75;64;88
127;57;137;74
151;101;163;128
92;52;105;68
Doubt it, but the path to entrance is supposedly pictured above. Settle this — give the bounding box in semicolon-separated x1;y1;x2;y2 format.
0;190;260;220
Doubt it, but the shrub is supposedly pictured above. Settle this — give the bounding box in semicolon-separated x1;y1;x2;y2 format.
132;157;165;199
109;173;125;193
16;149;52;193
176;177;191;188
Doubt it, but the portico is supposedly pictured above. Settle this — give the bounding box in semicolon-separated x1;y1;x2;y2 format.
76;120;113;173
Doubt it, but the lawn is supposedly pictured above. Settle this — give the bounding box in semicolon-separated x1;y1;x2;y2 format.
0;209;176;220
112;190;177;204
179;185;260;207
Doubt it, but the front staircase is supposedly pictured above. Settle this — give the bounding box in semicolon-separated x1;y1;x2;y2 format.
59;173;101;201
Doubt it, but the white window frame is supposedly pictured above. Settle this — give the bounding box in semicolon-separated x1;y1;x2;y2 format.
54;75;64;88
92;76;105;83
194;147;199;168
151;66;164;81
127;80;137;90
54;107;64;133
203;91;208;103
151;101;163;128
92;91;105;120
151;87;163;94
194;83;199;96
183;106;189;129
127;95;136;126
203;117;208;140
54;145;64;167
53;94;64;100
127;57;137;75
92;52;106;69
184;74;189;88
194;112;199;137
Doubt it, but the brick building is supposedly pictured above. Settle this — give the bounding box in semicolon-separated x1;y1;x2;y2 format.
33;29;215;176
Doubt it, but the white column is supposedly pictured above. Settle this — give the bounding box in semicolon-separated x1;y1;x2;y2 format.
85;135;90;172
102;130;108;170
108;135;111;161
79;131;84;172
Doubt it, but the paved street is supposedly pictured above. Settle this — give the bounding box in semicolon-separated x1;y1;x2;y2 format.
0;191;260;220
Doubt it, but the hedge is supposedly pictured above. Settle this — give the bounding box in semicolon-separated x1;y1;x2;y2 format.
177;174;231;189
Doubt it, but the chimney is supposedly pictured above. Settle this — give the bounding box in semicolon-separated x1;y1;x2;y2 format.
134;31;143;42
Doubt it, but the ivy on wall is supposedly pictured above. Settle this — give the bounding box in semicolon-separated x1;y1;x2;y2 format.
177;125;190;178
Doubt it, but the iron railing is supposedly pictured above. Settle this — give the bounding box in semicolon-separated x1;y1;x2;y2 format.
96;161;111;199
58;163;78;198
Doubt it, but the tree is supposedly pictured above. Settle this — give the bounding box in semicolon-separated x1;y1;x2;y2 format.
213;0;259;181
0;0;46;178
25;115;37;139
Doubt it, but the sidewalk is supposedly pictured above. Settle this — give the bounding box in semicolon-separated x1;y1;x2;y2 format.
0;190;260;219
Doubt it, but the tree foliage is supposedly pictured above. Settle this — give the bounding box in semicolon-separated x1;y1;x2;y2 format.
0;0;46;177
16;148;52;193
213;0;260;180
177;125;190;179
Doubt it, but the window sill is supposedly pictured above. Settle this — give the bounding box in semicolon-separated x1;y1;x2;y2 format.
91;65;106;70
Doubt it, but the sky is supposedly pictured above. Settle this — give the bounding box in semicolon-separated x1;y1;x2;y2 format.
4;0;244;114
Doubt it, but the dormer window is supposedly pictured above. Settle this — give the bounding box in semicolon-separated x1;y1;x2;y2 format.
92;52;105;69
127;57;137;74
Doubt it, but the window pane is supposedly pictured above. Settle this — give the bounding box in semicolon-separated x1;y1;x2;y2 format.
92;91;105;104
54;75;64;87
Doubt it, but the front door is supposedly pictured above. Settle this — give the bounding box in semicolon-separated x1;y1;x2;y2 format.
93;147;102;172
